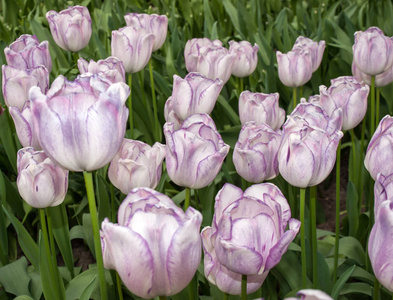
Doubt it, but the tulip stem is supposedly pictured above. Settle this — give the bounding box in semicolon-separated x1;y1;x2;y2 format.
149;59;161;142
83;171;108;300
159;296;167;300
376;88;380;129
333;141;341;284
293;87;297;111
310;186;318;289
241;274;247;300
240;77;244;94
128;73;134;139
373;278;380;300
359;118;366;209
116;272;124;300
223;293;230;300
300;187;307;288
184;188;191;211
370;75;375;135
349;129;357;185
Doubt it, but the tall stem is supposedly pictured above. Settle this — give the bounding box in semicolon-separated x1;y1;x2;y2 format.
293;87;297;111
310;186;318;288
83;171;108;300
349;129;357;185
223;293;230;300
116;272;124;300
300;188;307;288
373;278;380;300
149;59;161;142
128;73;133;139
240;77;244;93
159;296;167;300
370;75;376;135
184;188;191;211
241;274;247;300
376;88;380;130
359;119;366;207
333;141;341;283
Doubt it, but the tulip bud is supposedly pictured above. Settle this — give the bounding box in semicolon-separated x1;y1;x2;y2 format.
228;40;259;77
292;36;326;72
124;13;168;51
233;122;281;183
276;49;313;87
17;147;68;208
184;38;223;72
108;139;166;194
239;91;285;130
4;34;52;72
164;113;230;189
101;187;202;298
78;57;126;83
46;6;92;52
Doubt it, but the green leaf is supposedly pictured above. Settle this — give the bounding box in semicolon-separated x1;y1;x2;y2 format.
346;181;358;237
0;113;17;173
222;0;242;37
336;236;365;266
0;257;32;297
331;264;356;299
65;267;98;300
79;275;98;300
83;214;95;256
96;172;111;224
0;172;8;262
217;95;240;125
39;232;56;300
14;296;34;300
273;250;304;290
340;282;373;297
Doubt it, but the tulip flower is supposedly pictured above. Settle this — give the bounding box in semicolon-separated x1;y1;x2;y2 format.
228;40;259;77
164;97;183;130
9;101;41;149
233;122;281;183
201;183;300;295
184;38;223;72
238;91;285;130
124;13;168;51
17;147;68;208
285;289;333;300
46;6;92;52
364;116;393;180
353;27;393;76
170;72;223;120
292;36;326;72
101;187;202;299
108;139;166;194
30;74;129;172
4;34;52;72
77;57;126;83
2;65;49;110
352;60;393;87
164;113;230;189
317;76;369;130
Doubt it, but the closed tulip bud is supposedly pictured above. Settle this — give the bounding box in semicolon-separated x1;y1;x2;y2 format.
365;116;393;180
111;26;155;73
276;49;313;87
318;76;369;130
30;74;129;172
353;27;393;76
170;72;223;120
17;147;68;208
164;113;230;189
228;40;259;77
4;34;52;72
201;183;300;295
108;139;166;194
2;65;49;110
9;101;41;150
164;97;183;130
239;91;285;130
233;122;281;183
184;38;223;72
46;6;92;52
352;60;393;87
101;188;202;299
124;13;168;51
77;57;126;83
285;289;333;300
292;36;326;72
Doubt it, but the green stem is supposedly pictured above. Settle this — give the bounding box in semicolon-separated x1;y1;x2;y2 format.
223;293;230;300
149;59;161;142
159;296;167;300
73;52;79;67
349;129;357;184
376;88;380;130
359;119;366;208
116;272;124;300
241;274;247;300
188;276;195;300
184;188;191;211
83;171;108;300
293;87;297;111
333;141;341;284
370;75;376;135
373;278;380;300
310;186;318;289
240;77;244;93
300;85;304;98
110;184;116;223
128;73;133;139
300;188;307;288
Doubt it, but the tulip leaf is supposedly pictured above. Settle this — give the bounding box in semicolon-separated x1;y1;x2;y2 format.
339;282;373;297
331;264;356;299
65;267;98;300
217;95;240;125
38;232;56;300
317;252;332;294
14;296;35;300
79;275;98;300
82;214;95;257
95;172;111;224
346;181;358;237
336;236;365;266
0;171;9;263
273;250;304;290
0;257;32;297
221;0;243;38
0;113;17;173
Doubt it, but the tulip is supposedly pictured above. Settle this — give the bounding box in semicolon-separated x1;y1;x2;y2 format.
17;147;68;208
101;187;202;299
2;65;49;110
164;97;183;130
108;139;166;194
317;76;369;130
201;183;300;295
4;34;52;72
170;72;223;121
276;49;313;87
353;27;393;76
164;113;230;189
228;40;259;77
364;115;393;180
238;91;285;130
184;38;222;72
374;173;393;216
77;56;126;83
124;13;168;51
9;101;41;149
352;61;393;87
111;26;155;74
30;74;129;172
285;289;333;300
46;6;92;52
233;122;281;183
292;36;326;72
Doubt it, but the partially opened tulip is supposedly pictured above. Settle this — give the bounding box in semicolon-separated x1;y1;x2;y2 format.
101;187;202;299
30;74;129;172
46;6;92;52
124;13;168;51
17;147;68;208
228;40;259;77
78;56;126;83
276;49;313;87
239;91;285;130
292;36;326;72
4;34;52;72
184;38;222;72
164;113;230;189
108;139;166;194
